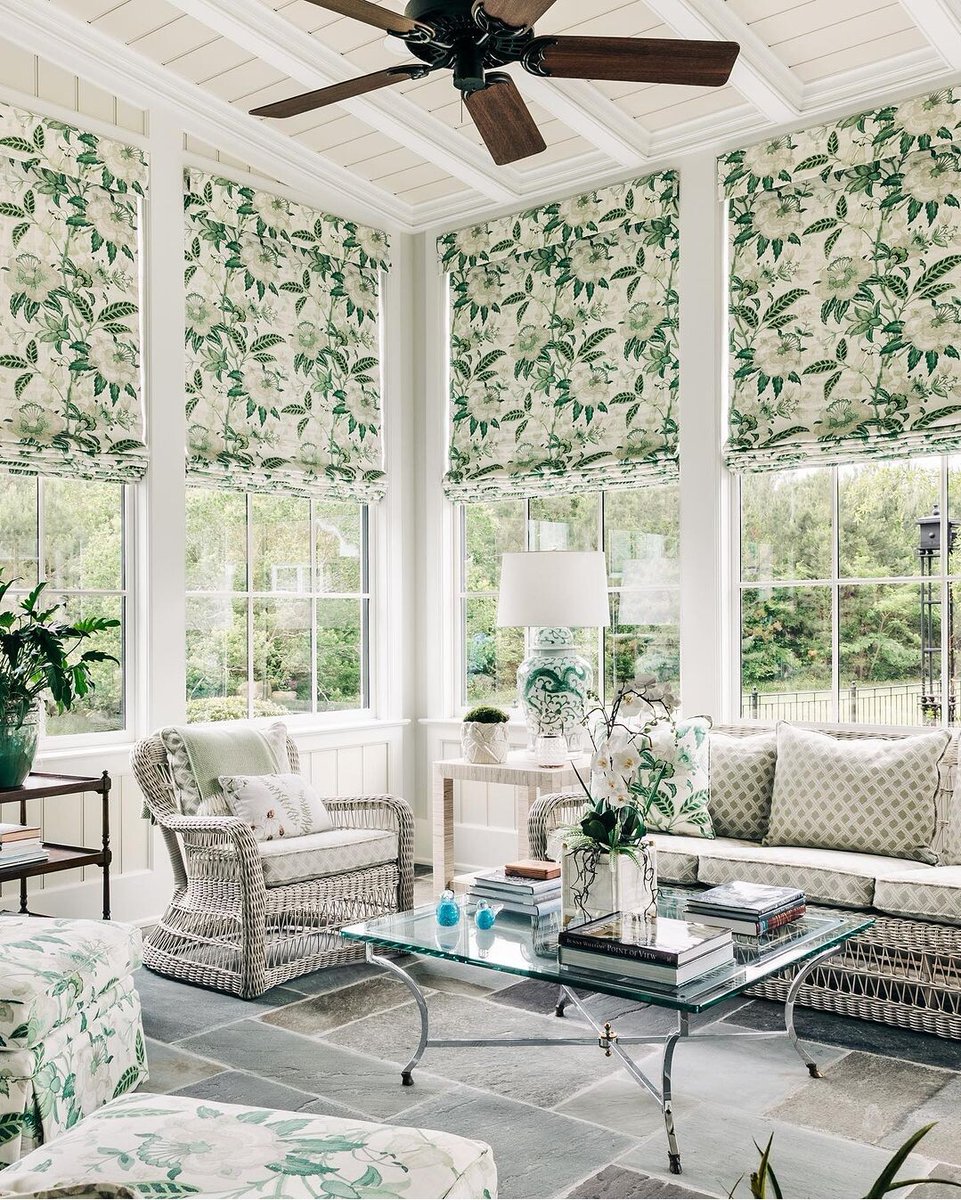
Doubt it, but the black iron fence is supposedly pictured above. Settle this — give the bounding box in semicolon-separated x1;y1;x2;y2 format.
742;682;955;726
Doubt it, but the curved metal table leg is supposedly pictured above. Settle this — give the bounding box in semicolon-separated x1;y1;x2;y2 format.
555;986;568;1018
785;946;839;1079
368;949;429;1086
662;1015;685;1175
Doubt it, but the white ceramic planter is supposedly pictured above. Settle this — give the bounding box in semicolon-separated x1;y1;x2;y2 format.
560;839;658;927
462;720;510;764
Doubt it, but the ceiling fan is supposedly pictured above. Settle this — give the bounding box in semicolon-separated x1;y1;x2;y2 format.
250;0;739;166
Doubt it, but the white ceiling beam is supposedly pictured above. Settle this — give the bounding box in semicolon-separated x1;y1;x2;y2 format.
642;0;802;123
512;73;651;168
167;0;518;204
896;0;961;68
3;0;412;229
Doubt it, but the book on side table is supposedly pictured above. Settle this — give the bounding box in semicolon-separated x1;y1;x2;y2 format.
469;866;562;917
686;881;806;936
0;823;48;868
558;913;734;987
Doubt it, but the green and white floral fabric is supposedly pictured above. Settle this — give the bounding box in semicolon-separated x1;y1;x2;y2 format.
0;918;147;1167
184;171;390;502
720;89;961;471
438;172;679;500
0;103;147;482
0;1094;499;1198
639;717;715;839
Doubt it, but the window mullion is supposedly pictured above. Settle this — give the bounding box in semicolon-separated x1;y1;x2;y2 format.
941;458;951;725
246;493;254;720
831;466;840;723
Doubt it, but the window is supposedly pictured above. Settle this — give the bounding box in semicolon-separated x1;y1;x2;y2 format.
738;456;961;726
459;488;679;710
0;473;127;737
185;489;370;722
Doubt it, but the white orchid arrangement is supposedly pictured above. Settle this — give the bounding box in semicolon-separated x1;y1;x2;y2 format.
565;674;678;858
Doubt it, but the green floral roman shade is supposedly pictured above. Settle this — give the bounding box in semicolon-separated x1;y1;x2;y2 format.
438;171;679;500
0;103;147;482
721;89;961;472
184;171;390;502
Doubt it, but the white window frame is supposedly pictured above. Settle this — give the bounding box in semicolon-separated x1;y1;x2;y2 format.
729;456;958;728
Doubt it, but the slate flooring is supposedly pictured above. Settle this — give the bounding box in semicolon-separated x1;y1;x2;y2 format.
134;878;961;1198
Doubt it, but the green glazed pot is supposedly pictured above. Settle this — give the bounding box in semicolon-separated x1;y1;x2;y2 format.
0;707;40;789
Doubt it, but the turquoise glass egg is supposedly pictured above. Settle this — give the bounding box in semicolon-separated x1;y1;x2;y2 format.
436;889;461;927
474;899;496;930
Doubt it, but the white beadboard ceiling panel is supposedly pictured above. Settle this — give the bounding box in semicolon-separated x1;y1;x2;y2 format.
11;0;956;230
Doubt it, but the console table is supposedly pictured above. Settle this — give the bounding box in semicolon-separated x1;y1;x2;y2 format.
432;753;587;888
0;772;112;919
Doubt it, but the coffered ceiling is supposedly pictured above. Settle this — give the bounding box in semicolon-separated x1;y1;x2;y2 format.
4;0;961;232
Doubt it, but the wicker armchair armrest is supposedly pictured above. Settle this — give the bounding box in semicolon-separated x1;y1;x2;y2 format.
161;813;265;890
325;794;414;837
528;791;589;861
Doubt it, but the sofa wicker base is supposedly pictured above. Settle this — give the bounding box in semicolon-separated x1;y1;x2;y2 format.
745;915;961;1039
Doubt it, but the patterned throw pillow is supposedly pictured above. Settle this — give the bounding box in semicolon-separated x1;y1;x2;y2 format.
639;718;715;839
219;773;334;842
709;731;777;842
765;723;949;863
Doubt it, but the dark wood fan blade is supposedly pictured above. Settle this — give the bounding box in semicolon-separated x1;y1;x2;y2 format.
465;74;547;166
527;36;739;86
480;0;560;28
302;0;427;35
251;65;427;118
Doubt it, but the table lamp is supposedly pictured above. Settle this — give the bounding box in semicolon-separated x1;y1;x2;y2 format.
497;550;610;745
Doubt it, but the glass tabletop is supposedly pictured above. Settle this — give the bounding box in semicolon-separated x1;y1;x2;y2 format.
341;887;874;1013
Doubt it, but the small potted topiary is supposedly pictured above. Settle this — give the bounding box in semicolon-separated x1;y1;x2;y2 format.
461;705;510;765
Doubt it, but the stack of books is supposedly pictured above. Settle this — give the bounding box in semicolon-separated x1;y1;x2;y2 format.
470;860;561;918
558;913;734;987
0;823;47;869
686;881;806;936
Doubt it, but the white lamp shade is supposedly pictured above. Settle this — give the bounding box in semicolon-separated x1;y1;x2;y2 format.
497;551;610;628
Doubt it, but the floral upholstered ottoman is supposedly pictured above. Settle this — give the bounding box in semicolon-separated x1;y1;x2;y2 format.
0;917;147;1166
0;1094;499;1199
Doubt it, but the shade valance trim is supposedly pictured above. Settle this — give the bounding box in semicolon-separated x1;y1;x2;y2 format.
438;170;679;271
0;103;147;485
185;169;390;273
718;89;961;202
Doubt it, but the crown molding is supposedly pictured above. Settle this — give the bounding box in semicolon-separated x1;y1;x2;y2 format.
2;0;413;230
800;48;955;113
897;0;961;69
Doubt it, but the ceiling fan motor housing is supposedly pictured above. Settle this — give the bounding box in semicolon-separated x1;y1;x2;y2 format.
402;0;535;93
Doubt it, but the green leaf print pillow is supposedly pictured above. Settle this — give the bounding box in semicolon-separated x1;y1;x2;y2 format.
637;717;715;839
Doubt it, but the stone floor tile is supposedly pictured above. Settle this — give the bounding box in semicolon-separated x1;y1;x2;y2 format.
406;957;515;998
138;1038;224;1094
134;968;302;1043
281;962;385;997
725;1000;961;1072
180;1018;456;1120
907;1162;961;1198
325;989;625;1109
173;1069;320;1112
261;976;433;1035
566;1164;713;1199
394;1085;633;1200
621;1100;931;1200
883;1077;961;1166
769;1051;952;1143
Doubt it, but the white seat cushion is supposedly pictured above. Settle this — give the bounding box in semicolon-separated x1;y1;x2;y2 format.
692;840;930;908
650;834;756;885
873;866;961;922
258;826;398;887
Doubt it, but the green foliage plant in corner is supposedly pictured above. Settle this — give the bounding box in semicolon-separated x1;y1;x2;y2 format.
0;571;119;786
736;1125;960;1199
463;706;509;724
462;706;511;765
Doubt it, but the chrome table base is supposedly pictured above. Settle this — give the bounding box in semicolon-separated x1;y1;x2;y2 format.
368;943;837;1175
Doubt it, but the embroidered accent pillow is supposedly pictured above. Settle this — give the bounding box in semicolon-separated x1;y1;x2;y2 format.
219;773;334;842
639;718;715;839
765;723;948;863
709;730;777;842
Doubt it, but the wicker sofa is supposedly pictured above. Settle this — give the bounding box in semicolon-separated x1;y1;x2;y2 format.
530;723;961;1040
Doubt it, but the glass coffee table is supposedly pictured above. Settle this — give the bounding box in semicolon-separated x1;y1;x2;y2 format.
341;888;873;1175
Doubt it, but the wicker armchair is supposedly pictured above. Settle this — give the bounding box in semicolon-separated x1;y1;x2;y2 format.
131;734;413;998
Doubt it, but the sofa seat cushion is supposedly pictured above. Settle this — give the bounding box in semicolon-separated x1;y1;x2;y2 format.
650;834;755;886
259;826;398;887
873;867;961;923
0;1094;499;1199
0;917;142;1048
693;841;931;908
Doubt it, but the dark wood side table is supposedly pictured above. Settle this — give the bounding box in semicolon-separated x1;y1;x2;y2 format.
0;772;112;919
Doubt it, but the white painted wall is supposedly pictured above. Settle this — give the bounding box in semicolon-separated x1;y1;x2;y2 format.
0;37;417;923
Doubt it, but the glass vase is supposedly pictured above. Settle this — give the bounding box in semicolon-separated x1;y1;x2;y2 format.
561;839;658;928
0;705;40;789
